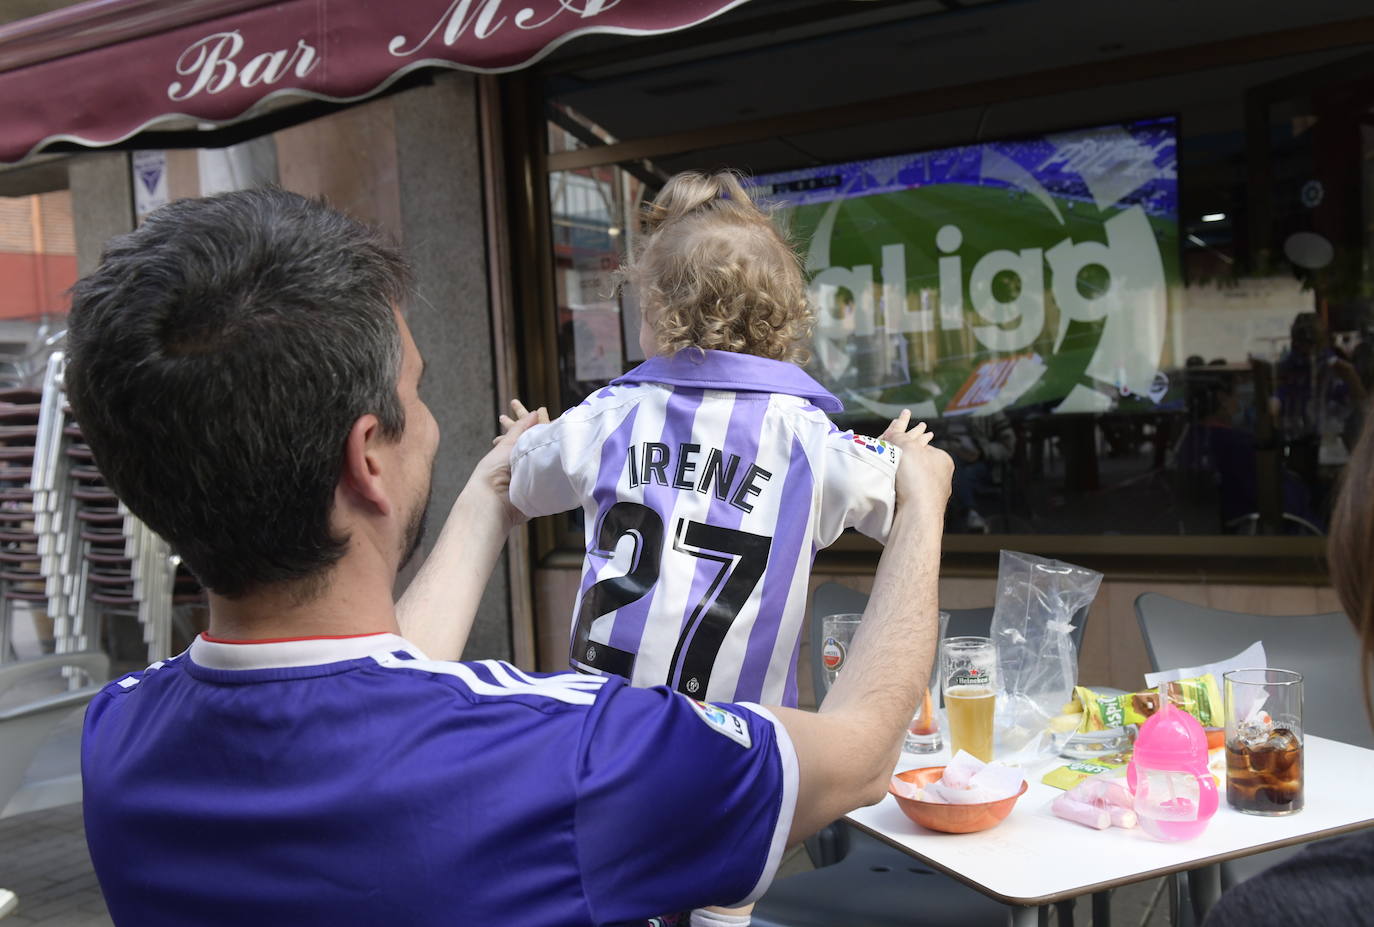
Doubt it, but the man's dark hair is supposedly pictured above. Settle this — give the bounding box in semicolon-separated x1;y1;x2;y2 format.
66;188;411;599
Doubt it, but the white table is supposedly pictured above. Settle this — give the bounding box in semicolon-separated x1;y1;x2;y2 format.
846;735;1374;926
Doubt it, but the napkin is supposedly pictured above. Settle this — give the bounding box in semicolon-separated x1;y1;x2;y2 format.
1144;641;1266;689
910;751;1025;804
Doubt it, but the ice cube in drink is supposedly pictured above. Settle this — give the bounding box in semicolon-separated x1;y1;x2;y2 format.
1225;728;1303;815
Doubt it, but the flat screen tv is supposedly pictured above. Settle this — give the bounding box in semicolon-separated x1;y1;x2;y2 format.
749;116;1179;421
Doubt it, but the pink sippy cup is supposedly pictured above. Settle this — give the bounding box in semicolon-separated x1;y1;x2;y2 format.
1127;684;1218;841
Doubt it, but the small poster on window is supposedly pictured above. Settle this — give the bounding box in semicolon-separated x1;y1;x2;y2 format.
132;150;169;217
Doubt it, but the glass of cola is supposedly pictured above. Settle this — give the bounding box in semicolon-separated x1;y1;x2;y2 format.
1223;668;1304;816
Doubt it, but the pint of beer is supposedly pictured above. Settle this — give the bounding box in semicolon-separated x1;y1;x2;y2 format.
942;637;997;761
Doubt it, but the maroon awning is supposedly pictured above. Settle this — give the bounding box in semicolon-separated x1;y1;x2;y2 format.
0;0;748;164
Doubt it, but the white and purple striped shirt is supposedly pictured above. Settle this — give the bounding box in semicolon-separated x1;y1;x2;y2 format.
511;350;899;707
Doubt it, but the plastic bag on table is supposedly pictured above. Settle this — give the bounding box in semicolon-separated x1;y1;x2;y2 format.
990;550;1102;764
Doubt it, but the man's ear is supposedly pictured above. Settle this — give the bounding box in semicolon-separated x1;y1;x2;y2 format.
340;414;392;517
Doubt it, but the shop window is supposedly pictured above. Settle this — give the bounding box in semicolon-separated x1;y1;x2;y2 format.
534;38;1374;552
548;126;649;410
0;189;74;384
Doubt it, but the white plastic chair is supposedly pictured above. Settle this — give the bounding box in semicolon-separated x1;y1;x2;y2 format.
0;650;109;815
0;650;107;921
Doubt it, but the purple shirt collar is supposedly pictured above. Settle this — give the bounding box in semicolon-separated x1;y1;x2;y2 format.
612;350;843;413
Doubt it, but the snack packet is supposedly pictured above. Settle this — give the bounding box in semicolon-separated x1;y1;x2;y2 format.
1041;755;1131;791
1074;674;1222;732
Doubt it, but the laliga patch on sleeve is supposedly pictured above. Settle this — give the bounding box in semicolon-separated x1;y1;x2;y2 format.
846;433;899;467
687;698;753;749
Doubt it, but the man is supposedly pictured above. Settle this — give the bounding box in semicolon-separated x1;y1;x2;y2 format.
70;188;952;926
939;412;1014;533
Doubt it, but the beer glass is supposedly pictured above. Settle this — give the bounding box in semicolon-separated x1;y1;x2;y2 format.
941;636;997;762
1224;668;1303;815
904;610;950;754
820;613;862;689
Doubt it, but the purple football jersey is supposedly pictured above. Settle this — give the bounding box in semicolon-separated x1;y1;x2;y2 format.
82;633;797;925
511;350;899;706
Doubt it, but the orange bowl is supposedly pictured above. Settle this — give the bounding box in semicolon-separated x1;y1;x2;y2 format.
889;766;1028;834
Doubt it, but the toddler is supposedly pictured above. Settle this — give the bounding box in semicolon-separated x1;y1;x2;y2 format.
508;171;905;926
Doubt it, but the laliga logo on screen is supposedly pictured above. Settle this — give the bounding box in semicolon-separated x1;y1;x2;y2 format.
168;31;319;101
808;135;1170;415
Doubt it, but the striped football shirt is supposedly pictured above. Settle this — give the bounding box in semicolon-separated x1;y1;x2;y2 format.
511;349;899;706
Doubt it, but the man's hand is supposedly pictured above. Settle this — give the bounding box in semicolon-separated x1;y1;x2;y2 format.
774;409;951;845
881;410;954;516
396;400;547;658
474;400;548;530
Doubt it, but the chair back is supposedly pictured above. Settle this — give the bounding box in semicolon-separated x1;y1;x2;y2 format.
0;651;109;816
809;581;1088;700
1135;592;1372;749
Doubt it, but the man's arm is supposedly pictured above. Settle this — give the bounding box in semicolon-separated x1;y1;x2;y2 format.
395;408;543;661
769;412;952;845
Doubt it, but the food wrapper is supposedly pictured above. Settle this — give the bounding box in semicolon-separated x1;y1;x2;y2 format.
1052;775;1138;830
990;551;1102;764
1074;674;1222;732
1041;755;1131;791
1051;794;1110;829
1073;775;1133;809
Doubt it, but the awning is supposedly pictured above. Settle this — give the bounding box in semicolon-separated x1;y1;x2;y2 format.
0;0;750;164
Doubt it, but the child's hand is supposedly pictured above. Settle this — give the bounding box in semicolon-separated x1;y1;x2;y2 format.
881;410;953;519
496;399;549;440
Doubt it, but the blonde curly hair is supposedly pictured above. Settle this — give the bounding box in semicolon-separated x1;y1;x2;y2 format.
620;171;814;365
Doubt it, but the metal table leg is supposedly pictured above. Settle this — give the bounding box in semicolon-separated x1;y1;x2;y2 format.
1092;889;1113;926
1188;864;1223;922
1010;905;1039;927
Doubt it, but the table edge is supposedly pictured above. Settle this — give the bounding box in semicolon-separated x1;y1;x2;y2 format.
842;814;1374;907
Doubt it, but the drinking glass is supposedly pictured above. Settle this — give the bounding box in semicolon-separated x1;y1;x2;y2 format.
820;613;863;689
941;636;997;761
1224;668;1303;815
904;610;950;754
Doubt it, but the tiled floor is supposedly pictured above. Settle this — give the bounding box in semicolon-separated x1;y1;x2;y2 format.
0;805;111;927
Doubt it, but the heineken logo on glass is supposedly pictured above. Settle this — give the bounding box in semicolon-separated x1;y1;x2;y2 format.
821;637;846;671
949;668;989;687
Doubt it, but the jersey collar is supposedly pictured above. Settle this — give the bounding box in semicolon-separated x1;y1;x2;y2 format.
189;632;421;670
612;350;843;412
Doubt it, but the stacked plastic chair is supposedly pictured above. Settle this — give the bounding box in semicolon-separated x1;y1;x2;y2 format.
0;350;203;673
0;386;48;665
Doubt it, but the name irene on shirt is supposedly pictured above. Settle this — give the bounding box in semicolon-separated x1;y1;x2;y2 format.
625;443;773;513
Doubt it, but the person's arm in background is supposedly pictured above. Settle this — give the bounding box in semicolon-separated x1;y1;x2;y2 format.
771;412;953;845
395;404;546;661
